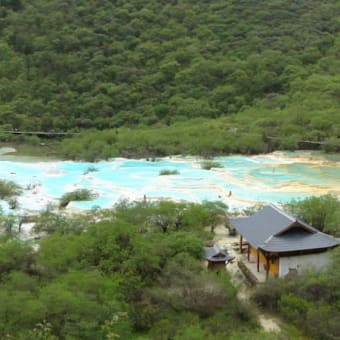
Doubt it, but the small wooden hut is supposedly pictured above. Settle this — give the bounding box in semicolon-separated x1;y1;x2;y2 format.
203;245;234;271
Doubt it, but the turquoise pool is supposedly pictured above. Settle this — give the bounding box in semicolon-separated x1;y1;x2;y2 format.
0;152;339;213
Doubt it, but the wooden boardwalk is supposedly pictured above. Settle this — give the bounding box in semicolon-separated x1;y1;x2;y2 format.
0;130;79;137
266;135;324;145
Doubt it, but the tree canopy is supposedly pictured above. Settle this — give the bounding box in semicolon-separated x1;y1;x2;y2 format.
0;0;339;156
0;201;267;339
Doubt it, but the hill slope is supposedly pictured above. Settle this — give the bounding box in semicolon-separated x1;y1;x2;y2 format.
0;0;339;153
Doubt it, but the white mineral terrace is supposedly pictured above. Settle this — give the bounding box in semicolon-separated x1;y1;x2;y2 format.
0;149;339;214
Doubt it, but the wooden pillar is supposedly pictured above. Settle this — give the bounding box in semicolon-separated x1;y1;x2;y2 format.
247;244;250;261
256;249;260;272
239;235;243;253
266;256;270;280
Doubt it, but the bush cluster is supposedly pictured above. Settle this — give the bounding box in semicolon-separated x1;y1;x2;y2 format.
0;201;263;339
59;189;97;208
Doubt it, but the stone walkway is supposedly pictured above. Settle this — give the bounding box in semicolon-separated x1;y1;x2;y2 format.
211;224;281;333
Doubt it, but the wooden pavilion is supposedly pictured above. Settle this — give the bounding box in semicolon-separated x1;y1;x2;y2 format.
229;205;339;279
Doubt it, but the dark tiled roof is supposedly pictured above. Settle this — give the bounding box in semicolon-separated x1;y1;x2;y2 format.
229;205;297;247
261;229;339;252
203;246;234;262
229;204;339;253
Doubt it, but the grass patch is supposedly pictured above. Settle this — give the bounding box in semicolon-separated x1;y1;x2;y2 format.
83;166;98;175
0;179;22;199
0;141;61;158
59;189;97;208
201;161;223;170
159;169;179;176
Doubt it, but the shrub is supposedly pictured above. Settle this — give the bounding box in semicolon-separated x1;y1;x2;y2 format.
253;278;286;311
305;302;340;340
159;169;179;175
8;198;19;210
279;294;311;325
201;161;223;170
59;189;97;208
285;195;340;234
83;166;98;175
322;137;340;153
0;180;22;199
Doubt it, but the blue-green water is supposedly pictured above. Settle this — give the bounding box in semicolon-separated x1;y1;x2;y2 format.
0;152;339;213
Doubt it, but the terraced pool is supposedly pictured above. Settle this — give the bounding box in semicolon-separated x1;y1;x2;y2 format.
0;151;339;213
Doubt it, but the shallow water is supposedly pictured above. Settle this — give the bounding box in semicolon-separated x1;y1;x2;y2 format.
0;151;339;214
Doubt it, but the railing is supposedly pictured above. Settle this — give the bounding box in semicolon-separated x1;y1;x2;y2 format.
0;130;79;137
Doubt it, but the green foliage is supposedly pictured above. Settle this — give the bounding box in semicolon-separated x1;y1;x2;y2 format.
173;324;209;340
240;203;265;217
322;137;340;153
253;278;286;311
201;161;223;170
0;179;22;199
254;195;340;339
8;197;19;209
159;169;179;175
304;301;340;340
0;288;46;337
279;294;311;325
39;271;116;339
0;0;338;157
199;200;228;231
253;247;340;340
33;210;89;235
0;201;266;338
0;239;33;277
83;166;98;175
285;194;340;235
36;234;83;277
0;214;21;237
59;189;97;208
101;312;131;340
26;320;58;340
61;131;118;161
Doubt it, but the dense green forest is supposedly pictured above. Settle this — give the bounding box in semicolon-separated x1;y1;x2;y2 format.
285;194;340;237
0;0;340;157
0;201;274;339
1;1;339;336
0;196;338;339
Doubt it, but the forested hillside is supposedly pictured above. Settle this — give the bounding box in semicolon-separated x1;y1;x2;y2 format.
0;201;281;339
1;0;340;155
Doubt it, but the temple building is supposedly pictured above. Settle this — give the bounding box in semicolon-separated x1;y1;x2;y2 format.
229;204;339;278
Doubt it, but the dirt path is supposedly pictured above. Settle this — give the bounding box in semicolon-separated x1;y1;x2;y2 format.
211;224;281;333
258;315;281;332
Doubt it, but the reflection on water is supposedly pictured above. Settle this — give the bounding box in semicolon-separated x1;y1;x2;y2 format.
0;151;339;213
